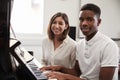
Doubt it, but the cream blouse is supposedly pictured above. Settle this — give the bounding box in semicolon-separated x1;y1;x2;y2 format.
41;36;76;68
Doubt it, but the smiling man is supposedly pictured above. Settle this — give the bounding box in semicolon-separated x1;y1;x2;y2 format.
40;3;119;80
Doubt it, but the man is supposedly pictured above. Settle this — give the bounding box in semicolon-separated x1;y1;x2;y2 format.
40;3;119;80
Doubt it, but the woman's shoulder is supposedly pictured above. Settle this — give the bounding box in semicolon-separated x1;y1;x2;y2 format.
42;36;51;43
42;36;48;40
66;36;77;45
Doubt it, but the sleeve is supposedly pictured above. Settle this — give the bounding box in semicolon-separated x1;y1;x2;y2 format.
101;41;119;67
40;38;47;66
76;40;82;61
70;44;77;68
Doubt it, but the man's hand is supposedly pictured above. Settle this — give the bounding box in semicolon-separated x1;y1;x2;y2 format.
45;71;82;80
46;71;67;80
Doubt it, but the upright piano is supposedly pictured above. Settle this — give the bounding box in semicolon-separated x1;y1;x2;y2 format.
10;39;48;80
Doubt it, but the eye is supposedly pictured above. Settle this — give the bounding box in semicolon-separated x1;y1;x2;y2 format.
59;21;63;25
86;17;93;21
52;21;57;24
79;17;84;22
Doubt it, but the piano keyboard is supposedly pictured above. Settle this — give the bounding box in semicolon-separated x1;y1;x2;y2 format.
27;59;48;80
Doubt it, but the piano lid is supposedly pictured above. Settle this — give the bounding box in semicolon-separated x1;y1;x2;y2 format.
10;38;21;49
10;38;34;63
10;38;43;68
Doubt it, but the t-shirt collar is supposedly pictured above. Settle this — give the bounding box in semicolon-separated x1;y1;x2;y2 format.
85;31;101;46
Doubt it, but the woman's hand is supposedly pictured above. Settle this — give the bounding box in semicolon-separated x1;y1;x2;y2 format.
40;65;63;72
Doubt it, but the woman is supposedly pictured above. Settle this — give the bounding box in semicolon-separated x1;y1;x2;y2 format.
41;12;76;69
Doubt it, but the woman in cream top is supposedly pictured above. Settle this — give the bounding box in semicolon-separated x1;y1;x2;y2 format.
41;12;76;68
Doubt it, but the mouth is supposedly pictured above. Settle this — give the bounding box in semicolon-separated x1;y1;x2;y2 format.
53;29;61;35
54;29;59;33
81;27;89;32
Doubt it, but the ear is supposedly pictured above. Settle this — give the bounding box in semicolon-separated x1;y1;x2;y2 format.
65;24;68;30
97;18;101;26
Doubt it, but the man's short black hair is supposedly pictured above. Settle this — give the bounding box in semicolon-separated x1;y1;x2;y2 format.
80;3;101;18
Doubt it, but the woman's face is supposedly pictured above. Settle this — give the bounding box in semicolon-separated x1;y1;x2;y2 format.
51;16;67;37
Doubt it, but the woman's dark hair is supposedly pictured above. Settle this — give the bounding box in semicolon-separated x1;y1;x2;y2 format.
47;12;70;41
80;3;101;18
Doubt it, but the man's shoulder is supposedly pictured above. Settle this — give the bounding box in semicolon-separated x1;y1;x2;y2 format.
78;38;85;42
99;32;118;48
76;39;85;46
99;32;113;42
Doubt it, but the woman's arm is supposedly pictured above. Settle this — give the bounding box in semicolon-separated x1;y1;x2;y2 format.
40;60;81;77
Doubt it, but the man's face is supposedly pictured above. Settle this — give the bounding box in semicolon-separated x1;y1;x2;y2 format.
79;10;100;37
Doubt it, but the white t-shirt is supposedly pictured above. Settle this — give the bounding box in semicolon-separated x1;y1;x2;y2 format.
76;31;119;80
41;36;76;68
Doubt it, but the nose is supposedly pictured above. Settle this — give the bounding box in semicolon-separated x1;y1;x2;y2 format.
80;20;88;28
82;20;88;26
55;23;59;28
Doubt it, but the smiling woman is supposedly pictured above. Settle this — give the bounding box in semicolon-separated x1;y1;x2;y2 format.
10;0;44;34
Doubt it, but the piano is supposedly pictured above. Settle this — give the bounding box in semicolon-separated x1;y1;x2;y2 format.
10;39;48;80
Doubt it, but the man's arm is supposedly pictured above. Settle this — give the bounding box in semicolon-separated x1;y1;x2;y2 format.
46;71;84;80
61;60;81;76
41;60;83;80
99;67;116;80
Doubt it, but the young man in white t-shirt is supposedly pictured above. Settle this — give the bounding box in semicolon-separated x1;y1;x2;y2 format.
40;3;119;80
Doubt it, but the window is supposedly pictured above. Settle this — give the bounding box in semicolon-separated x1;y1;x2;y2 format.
10;0;44;34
